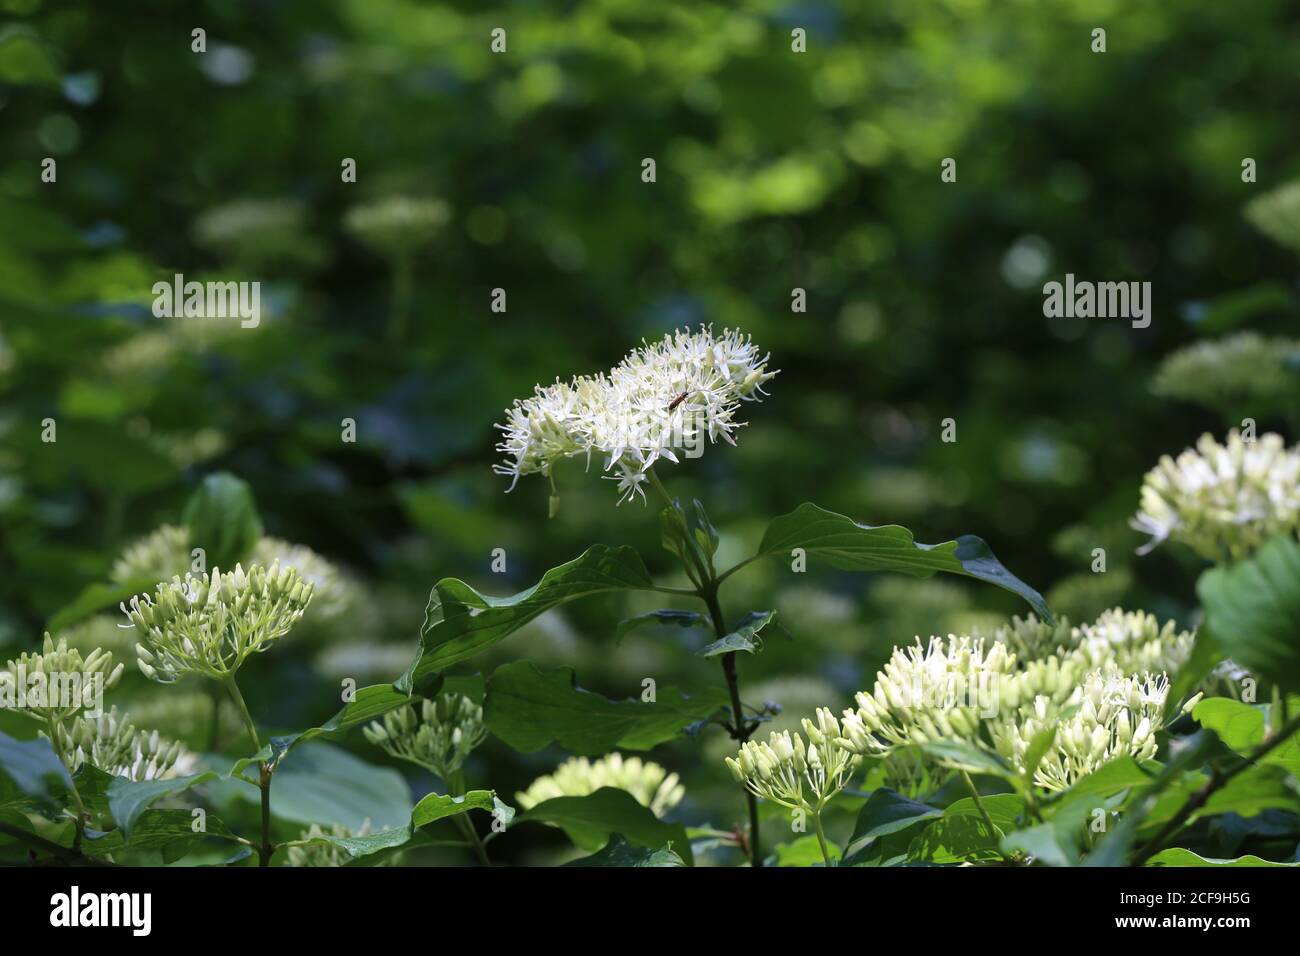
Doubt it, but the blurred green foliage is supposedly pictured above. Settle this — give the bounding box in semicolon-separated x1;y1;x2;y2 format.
2;0;1299;863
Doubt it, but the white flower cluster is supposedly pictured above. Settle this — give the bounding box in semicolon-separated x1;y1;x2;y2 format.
494;326;777;503
1131;430;1300;562
726;709;860;813
46;706;190;782
122;563;315;682
112;525;354;625
837;610;1195;793
838;636;1017;755
516;753;685;818
989;669;1169;791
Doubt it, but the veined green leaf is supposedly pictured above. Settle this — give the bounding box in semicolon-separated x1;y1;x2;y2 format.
614;609;706;644
562;834;685;867
909;794;1024;864
1198;533;1300;692
519;787;693;865
400;544;655;690
1194;696;1300;775
0;732;73;810
1146;848;1300;867
483;661;727;754
698;609;777;658
411;789;496;827
753;503;1050;618
848;789;942;853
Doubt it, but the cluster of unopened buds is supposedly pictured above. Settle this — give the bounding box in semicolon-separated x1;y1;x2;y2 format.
46;706;189;782
122;562;314;682
991;669;1180;791
1131;430;1300;562
363;693;487;781
838;636;1015;755
726;709;861;814
0;635;125;723
516;753;684;818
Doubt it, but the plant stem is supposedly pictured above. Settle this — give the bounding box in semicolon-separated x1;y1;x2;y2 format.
813;811;833;867
224;676;275;868
1132;713;1300;866
46;716;86;854
645;465;761;866
703;583;761;867
961;770;1010;862
448;770;491;866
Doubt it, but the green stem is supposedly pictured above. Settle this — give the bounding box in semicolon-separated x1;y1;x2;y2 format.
646;466;760;866
703;583;761;867
813;810;833;867
448;770;490;866
224;677;274;868
46;716;86;854
961;770;1008;860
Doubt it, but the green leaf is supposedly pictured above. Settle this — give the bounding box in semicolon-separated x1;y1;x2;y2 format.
108;772;218;840
483;661;727;755
182;472;263;570
519;787;693;865
411;789;496;827
775;835;842;867
1198;533;1300;692
1166;626;1224;718
83;808;238;860
562;834;686;867
697;609;777;658
0;732;72;810
908;794;1023;863
288;824;418;864
1145;848;1300;867
848;788;942;853
1194;697;1300;776
265;743;411;830
400;544;655;690
754;503;1050;618
614;609;706;644
1052;755;1156;804
228;684;413;776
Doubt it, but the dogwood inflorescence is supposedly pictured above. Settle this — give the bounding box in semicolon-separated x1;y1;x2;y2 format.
830;609;1196;794
0;636;125;723
1131;430;1300;562
726;710;861;814
122;562;315;683
493;326;778;504
363;693;487;781
516;753;685;818
989;668;1170;790
46;706;190;782
838;636;1017;756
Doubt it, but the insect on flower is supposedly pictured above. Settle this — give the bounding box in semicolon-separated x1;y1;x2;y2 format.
666;391;689;412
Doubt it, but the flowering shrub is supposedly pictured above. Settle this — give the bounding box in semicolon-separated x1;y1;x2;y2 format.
2;327;1299;870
